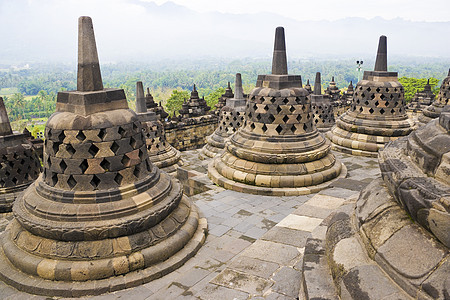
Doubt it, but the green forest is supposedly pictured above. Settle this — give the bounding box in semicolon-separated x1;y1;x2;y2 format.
0;57;447;131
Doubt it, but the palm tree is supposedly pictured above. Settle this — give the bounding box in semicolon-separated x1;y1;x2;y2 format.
11;93;25;120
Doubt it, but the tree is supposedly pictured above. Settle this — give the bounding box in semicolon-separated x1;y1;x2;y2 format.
203;87;225;109
11;93;25;120
398;77;439;103
165;89;190;116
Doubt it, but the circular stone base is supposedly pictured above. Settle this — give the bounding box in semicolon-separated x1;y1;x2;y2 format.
201;143;223;159
329;142;378;158
0;203;207;298
208;160;347;196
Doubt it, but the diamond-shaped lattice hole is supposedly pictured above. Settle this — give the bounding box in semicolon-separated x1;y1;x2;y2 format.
261;124;268;132
393;101;398;107
118;126;126;137
380;108;385;114
270;97;276;103
315;119;319;124
268;114;275;123
66;144;75;156
67;175;77;189
390;94;394;99
370;94;376;100
248;112;252;119
98;128;106;140
375;101;379;107
236;122;241;127
12;177;17;185
307;113;311;119
110;141;120;154
79;159;88;173
91;175;101;189
275;124;283;134
100;158;110;171
296;115;302;122
114;173;123;185
289;106;295;113
385;88;389;92
122;155;131;167
130;136;137;149
366;87;371;92
376;87;381;93
53;142;60;155
369;108;374;114
356;99;360;104
283;98;289;104
276;106;282;114
263;105;269;111
361;93;365;98
51;173;58;186
391;109;395;114
58;131;66;142
290;125;296;133
133;165;140;178
59;160;67;172
250;123;256;130
88;144;99;157
303;123;308;131
380;94;385;100
76;131;86;141
364;101;369;106
359;107;364;112
256;114;262;121
282;115;289;123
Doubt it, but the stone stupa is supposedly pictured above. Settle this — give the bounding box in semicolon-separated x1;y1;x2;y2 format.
324;76;340;104
304;79;312;94
202;73;247;158
208;27;346;196
310;72;335;132
406;79;435;112
0;97;41;212
214;82;234;115
0;16;206;297
178;84;211;119
135;81;183;175
326;35;415;157
145;88;169;121
419;69;450;125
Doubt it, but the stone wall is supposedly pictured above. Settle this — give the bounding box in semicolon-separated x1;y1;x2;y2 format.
165;115;218;151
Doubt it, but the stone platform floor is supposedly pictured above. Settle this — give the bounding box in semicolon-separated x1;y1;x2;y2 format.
0;150;382;300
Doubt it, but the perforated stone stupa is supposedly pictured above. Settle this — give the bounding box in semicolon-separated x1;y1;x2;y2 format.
406;79;435;112
179;84;211;119
326;35;415;157
310;72;335;132
208;27;346;196
0;97;41;213
419;69;450;125
135;81;183;175
0;17;206;297
202;73;246;158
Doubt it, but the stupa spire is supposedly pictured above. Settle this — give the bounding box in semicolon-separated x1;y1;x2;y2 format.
271;27;288;75
234;73;244;100
77;16;103;91
0;97;12;136
374;35;387;72
135;81;146;113
314;72;321;95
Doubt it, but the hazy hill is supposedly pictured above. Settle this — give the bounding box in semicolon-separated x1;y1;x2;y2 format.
0;0;449;63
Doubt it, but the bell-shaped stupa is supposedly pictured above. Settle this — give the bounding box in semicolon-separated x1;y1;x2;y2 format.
0;17;206;297
407;79;435;112
326;35;415;157
419;69;450;124
324;76;340;104
311;72;335;132
208;27;346;196
135;81;183;175
202;73;247;158
0;97;41;212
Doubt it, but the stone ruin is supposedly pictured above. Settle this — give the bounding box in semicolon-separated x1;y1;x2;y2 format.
419;69;450;125
201;73;247;159
0;16;207;297
165;84;218;151
310;72;335;132
326;35;415;157
214;81;234;115
324;76;340;104
208;27;346;196
0;97;41;213
135;81;183;175
323;104;449;300
406;78;435;112
304;79;312;94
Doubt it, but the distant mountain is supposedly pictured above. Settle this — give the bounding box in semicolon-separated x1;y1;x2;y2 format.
0;0;449;63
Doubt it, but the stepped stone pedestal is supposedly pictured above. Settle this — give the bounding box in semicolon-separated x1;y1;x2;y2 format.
323;106;449;300
213;82;234;116
311;72;335;132
324;76;340;104
0;97;41;213
135;82;183;175
406;79;435;113
326;36;415;157
202;73;246;159
419;69;450;125
208;27;346;196
0;17;206;297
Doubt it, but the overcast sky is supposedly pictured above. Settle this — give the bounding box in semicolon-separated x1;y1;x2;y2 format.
145;0;449;22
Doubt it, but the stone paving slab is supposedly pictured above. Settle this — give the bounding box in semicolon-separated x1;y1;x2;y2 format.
0;150;384;299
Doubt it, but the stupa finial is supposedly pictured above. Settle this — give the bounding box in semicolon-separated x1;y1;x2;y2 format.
0;97;12;136
271;27;288;75
314;72;321;95
234;73;244;100
135;81;146;113
374;35;387;72
77;16;103;92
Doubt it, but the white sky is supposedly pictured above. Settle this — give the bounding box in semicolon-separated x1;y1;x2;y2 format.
145;0;450;22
